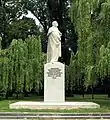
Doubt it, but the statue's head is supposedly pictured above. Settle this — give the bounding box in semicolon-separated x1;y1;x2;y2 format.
52;21;58;27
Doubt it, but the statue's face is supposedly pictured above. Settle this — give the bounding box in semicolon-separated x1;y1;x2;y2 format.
52;21;58;27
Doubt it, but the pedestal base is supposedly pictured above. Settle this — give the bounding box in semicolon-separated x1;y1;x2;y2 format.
10;102;100;109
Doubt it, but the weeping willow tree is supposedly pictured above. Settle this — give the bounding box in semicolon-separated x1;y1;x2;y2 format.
69;0;110;94
70;0;96;88
96;1;110;77
0;49;9;97
97;43;110;79
0;36;44;98
66;52;84;96
24;36;44;95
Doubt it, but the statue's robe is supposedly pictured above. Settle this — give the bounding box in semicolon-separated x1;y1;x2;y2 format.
47;26;61;63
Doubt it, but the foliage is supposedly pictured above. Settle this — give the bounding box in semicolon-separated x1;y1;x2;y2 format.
0;36;44;97
22;0;71;33
22;0;49;33
0;0;110;94
66;52;82;91
68;0;110;90
6;17;41;42
97;43;110;78
0;49;9;94
0;0;76;65
21;0;77;55
0;0;26;48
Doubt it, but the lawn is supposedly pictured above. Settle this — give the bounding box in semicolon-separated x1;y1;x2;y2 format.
0;94;110;113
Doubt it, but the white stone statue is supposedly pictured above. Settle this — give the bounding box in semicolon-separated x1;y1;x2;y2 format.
47;21;62;63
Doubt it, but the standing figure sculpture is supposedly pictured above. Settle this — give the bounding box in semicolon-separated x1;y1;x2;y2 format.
47;21;62;63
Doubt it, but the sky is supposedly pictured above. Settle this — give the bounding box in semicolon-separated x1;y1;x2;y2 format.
25;11;40;25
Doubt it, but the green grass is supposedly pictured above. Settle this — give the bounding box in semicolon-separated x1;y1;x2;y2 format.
0;94;110;113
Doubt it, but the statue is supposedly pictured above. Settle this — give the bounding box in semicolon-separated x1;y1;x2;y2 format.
47;21;62;63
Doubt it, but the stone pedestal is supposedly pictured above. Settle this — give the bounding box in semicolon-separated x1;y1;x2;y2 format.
10;102;100;109
44;62;65;102
9;62;100;110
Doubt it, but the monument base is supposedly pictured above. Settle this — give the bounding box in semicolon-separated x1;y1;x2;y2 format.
10;102;100;109
44;62;65;102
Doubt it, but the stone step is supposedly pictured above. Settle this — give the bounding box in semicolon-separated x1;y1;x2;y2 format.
0;112;110;119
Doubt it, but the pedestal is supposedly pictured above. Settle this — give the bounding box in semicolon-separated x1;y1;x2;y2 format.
9;62;100;110
44;62;65;102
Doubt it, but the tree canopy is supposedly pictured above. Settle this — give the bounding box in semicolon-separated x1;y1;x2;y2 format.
0;0;110;97
69;0;110;94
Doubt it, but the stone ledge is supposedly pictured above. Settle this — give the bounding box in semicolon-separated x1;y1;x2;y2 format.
10;101;100;110
3;112;110;120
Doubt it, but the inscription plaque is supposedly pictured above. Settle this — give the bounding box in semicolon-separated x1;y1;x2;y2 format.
47;68;62;79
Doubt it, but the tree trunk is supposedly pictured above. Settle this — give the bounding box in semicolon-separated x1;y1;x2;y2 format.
5;91;8;99
91;85;94;99
8;91;13;97
24;91;28;97
107;86;110;98
1;35;9;49
82;87;85;98
23;79;28;97
107;76;110;98
16;92;19;99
